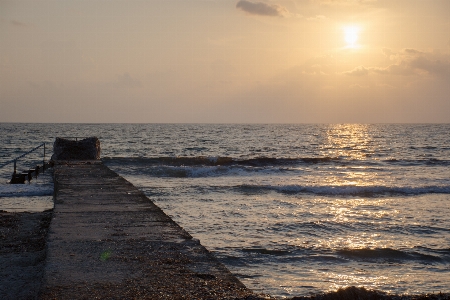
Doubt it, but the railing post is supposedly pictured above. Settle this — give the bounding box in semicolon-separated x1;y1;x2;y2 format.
2;142;50;184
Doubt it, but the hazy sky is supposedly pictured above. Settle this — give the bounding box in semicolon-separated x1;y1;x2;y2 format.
1;0;449;123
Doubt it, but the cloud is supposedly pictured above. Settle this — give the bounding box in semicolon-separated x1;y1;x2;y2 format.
402;48;423;55
381;49;450;77
314;0;377;5
382;47;394;58
116;73;141;88
236;0;289;17
306;15;327;21
344;48;450;77
10;20;29;27
376;83;395;88
349;84;369;89
370;61;414;76
294;55;336;75
343;66;369;76
409;56;450;77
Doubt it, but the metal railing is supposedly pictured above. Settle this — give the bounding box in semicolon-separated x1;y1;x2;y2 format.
0;143;46;174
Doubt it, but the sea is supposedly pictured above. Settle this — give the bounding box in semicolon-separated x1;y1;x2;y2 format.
0;123;449;297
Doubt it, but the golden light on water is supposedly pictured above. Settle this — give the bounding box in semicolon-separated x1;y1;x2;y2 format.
323;272;390;293
321;124;380;187
305;197;399;251
323;124;372;161
324;168;379;187
317;125;392;248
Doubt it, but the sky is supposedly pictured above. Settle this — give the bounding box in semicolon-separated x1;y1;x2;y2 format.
1;0;450;123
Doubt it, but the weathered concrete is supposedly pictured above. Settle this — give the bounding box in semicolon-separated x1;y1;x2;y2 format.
52;137;101;161
40;161;255;300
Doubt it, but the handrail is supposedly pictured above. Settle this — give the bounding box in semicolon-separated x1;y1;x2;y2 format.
0;143;46;172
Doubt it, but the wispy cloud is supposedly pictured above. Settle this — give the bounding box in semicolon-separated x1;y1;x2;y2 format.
376;49;450;76
10;20;29;27
370;62;413;76
306;15;327;21
343;49;450;77
314;0;377;5
116;73;141;88
349;83;369;89
236;0;289;17
403;48;423;55
343;66;369;76
409;56;450;77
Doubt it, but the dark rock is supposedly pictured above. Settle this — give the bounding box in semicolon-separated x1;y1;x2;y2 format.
51;137;101;161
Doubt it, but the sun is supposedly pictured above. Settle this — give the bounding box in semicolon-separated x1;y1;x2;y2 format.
343;26;360;48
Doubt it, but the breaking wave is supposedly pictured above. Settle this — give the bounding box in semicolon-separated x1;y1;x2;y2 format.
234;184;450;197
0;184;53;198
103;156;450;167
103;156;341;167
236;246;450;264
336;247;448;263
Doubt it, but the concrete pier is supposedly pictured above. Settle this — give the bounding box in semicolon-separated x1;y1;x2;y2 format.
40;161;255;299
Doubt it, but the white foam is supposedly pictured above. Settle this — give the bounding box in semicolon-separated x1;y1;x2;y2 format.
0;184;53;198
0;196;54;212
237;184;450;197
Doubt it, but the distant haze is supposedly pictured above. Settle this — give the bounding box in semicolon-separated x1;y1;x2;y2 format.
1;0;450;123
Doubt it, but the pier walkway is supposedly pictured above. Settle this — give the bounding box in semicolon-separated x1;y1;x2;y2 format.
40;161;254;299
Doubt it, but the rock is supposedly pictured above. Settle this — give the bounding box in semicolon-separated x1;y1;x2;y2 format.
51;137;101;161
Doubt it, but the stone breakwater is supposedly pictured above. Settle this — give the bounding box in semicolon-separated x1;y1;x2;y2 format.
39;161;257;300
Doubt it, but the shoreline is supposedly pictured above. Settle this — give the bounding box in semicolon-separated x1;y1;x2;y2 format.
1;210;449;299
0;210;52;299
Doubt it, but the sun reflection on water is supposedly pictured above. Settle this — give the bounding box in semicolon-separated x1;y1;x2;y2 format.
324;271;391;293
322;124;374;160
320;197;398;250
317;125;385;187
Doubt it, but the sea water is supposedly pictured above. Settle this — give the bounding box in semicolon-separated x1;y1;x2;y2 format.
1;123;449;297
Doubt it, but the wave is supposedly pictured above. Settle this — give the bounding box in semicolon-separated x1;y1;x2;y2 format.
237;244;450;263
291;286;449;299
103;156;341;167
242;248;291;256
383;158;450;166
236;245;450;264
119;165;242;178
337;247;447;263
234;184;450;197
103;156;450;167
0;184;53;198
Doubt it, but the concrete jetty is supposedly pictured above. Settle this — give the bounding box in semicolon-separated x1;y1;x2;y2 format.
40;161;255;299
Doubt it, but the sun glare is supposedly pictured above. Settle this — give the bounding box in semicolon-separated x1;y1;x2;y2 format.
343;26;360;48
